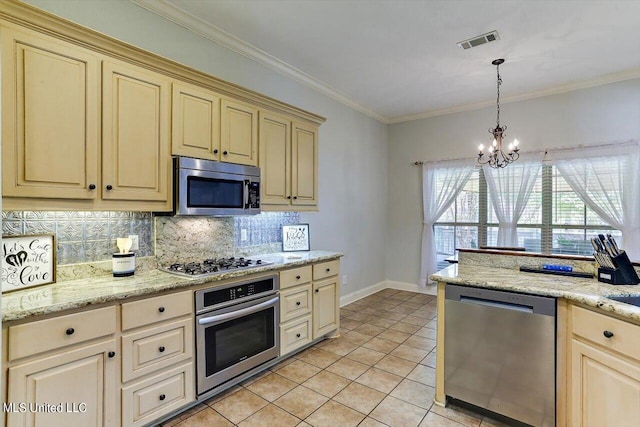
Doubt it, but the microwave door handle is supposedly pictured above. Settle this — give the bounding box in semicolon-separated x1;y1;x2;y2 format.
243;180;249;208
198;296;279;325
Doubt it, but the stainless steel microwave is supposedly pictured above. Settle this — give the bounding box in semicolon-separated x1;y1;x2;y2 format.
175;157;261;216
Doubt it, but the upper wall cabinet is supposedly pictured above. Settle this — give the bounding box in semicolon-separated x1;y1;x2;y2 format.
221;98;259;166
171;82;221;160
102;60;172;204
1;27;99;200
259;112;319;211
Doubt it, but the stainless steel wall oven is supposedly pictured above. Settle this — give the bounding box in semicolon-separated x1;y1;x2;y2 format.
195;275;279;397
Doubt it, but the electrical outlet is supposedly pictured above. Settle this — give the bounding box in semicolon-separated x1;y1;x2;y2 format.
241;229;248;242
128;234;139;251
342;275;347;285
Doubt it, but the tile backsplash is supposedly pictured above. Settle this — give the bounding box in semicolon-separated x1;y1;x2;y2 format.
2;211;153;264
2;211;299;266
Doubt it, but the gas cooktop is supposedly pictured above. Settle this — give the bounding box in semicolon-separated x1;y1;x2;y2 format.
161;257;271;278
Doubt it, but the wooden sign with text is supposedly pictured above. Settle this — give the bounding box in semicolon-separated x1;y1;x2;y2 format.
2;234;56;293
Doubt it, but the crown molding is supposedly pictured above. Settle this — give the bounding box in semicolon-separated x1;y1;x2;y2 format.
130;0;389;123
388;68;640;124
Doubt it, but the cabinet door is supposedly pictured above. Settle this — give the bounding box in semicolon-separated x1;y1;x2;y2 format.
7;340;117;427
313;277;339;339
570;339;640;427
1;27;99;199
291;122;318;207
221;98;258;166
259;111;291;205
102;61;171;202
172;82;221;160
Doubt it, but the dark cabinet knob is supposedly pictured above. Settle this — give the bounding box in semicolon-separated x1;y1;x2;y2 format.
66;328;75;335
296;333;301;338
287;196;291;199
326;268;331;272
315;289;319;293
88;184;96;190
159;346;165;353
603;330;614;338
106;185;113;190
158;307;165;313
223;151;228;155
108;351;116;358
213;149;219;154
296;275;301;280
296;301;301;306
159;394;166;401
293;196;298;200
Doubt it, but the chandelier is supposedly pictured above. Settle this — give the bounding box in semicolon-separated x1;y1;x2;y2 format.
477;58;519;168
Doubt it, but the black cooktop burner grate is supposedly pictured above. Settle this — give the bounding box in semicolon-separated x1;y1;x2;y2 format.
164;257;269;277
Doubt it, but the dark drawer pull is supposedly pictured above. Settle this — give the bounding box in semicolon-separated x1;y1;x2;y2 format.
159;346;165;353
223;151;228;155
108;351;116;358
296;301;301;306
603;330;614;338
326;268;330;272
296;275;301;280
66;328;75;336
106;184;113;190
159;394;166;401
213;149;219;154
158;306;165;313
315;289;319;293
296;333;301;338
88;184;96;190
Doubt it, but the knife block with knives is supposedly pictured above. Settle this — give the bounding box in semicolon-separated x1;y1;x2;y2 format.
592;234;640;285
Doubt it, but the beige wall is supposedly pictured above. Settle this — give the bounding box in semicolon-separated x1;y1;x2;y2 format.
387;78;640;285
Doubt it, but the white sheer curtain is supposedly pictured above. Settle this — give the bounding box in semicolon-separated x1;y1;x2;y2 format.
551;141;640;260
483;152;545;247
419;160;475;286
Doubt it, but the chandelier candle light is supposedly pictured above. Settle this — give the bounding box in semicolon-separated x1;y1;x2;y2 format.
477;58;520;168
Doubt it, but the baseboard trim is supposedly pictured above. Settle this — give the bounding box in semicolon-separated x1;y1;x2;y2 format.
340;280;436;307
386;280;437;296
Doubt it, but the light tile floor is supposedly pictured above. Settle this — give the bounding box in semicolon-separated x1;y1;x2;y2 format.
161;289;509;427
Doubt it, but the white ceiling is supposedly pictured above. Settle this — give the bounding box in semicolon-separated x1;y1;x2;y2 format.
134;0;640;123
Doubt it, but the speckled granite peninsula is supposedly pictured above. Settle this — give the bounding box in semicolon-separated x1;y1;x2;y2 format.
430;249;640;323
2;251;342;322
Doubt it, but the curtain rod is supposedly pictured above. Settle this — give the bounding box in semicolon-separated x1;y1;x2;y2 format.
412;140;639;166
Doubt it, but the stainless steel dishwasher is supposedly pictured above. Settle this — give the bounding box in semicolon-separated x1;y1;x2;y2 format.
444;284;556;427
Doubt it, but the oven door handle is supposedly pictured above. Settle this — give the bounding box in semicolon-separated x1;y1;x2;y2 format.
243;180;250;208
198;296;279;325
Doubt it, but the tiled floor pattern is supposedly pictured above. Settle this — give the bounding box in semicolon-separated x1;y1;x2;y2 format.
161;289;509;427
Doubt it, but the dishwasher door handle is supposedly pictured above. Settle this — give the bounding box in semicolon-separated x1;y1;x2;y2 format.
459;296;534;313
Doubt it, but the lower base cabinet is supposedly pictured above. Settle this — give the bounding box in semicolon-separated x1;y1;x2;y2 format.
7;340;118;427
121;363;194;427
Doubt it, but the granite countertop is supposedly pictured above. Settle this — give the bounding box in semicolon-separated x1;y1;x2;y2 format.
431;264;640;323
2;251;343;323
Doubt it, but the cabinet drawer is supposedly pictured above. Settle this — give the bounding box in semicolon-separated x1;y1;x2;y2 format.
280;266;312;289
280;284;312;323
280;315;312;356
122;291;192;331
122;363;194;427
313;260;340;280
8;306;116;361
572;305;640;361
122;318;193;382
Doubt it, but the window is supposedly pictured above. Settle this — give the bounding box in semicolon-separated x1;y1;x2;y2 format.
434;165;619;264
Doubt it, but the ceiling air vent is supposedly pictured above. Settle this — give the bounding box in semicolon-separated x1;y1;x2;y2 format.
457;30;500;50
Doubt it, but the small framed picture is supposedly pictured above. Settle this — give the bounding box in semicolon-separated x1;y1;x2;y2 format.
2;234;56;293
282;224;310;252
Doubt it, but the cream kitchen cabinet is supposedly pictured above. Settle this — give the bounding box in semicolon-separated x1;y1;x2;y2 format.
259;111;319;211
5;307;118;427
1;25;100;201
312;260;340;338
568;304;640;427
171;82;221;160
120;291;194;427
102;60;172;208
221;98;259;166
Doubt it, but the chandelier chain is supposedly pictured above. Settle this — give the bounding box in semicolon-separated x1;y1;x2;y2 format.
496;63;502;128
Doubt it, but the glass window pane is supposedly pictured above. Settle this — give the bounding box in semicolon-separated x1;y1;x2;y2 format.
434;225;454;270
455;172;479;222
517;228;541;250
552;229;621;256
456;226;478;250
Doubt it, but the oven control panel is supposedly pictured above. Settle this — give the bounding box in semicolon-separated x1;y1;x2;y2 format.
202;277;275;309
